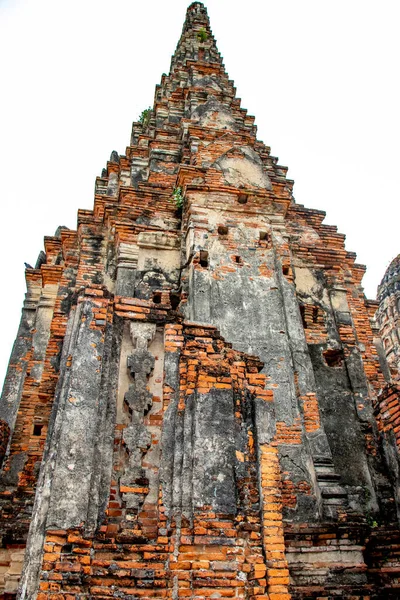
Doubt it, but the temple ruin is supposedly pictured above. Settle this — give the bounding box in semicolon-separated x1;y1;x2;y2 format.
1;3;400;599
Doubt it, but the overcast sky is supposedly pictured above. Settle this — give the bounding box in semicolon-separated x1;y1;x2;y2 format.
0;0;399;387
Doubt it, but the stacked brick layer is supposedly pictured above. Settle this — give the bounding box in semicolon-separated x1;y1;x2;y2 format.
0;2;399;599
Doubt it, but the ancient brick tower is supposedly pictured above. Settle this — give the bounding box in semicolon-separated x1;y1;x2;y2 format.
1;3;400;599
377;255;400;380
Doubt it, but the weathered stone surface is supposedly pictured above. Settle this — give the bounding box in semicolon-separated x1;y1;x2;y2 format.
0;3;399;600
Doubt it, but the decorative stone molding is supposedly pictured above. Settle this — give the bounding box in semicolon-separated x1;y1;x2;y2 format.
137;231;180;251
120;322;156;509
117;242;139;271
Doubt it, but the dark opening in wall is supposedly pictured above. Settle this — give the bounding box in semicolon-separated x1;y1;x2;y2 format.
33;424;43;436
232;255;242;264
259;231;269;241
312;307;319;323
170;292;181;310
200;251;209;268
238;194;248;204
218;225;229;235
153;292;162;304
300;305;307;329
282;265;290;276
323;348;344;368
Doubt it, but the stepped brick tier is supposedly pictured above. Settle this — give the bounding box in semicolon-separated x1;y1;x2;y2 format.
1;3;400;599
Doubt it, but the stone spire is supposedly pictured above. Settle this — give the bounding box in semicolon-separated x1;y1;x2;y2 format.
2;4;400;600
170;2;223;70
377;254;400;378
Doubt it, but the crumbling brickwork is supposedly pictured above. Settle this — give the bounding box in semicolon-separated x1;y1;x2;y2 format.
1;3;400;599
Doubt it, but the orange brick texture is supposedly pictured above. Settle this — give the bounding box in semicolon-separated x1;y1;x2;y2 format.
33;323;289;600
0;3;400;600
374;383;400;451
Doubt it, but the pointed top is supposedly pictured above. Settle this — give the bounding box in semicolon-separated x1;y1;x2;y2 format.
379;254;400;288
185;2;208;21
170;2;223;71
182;2;210;37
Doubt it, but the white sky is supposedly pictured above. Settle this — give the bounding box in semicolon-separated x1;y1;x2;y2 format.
0;0;399;387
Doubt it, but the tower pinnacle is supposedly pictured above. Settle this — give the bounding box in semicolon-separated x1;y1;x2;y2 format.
170;1;222;70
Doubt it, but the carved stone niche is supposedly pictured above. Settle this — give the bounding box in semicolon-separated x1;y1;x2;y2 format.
120;322;156;510
134;232;181;300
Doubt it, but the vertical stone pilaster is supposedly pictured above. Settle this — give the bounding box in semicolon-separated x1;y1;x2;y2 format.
46;295;113;529
18;291;114;600
116;242;138;297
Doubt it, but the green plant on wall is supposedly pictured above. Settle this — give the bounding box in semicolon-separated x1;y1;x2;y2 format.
197;27;208;43
171;186;184;209
366;513;378;528
139;107;152;127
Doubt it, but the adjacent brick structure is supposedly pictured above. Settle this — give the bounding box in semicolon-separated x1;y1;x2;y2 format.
1;3;400;599
376;255;400;380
